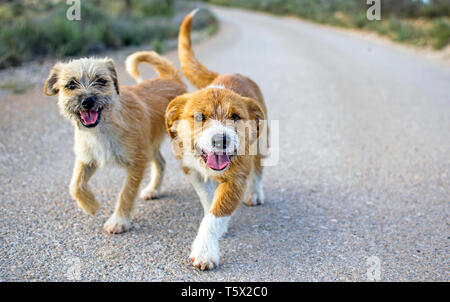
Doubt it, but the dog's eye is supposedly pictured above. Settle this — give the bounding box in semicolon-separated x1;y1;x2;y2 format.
231;113;241;121
194;113;205;122
94;78;107;86
65;81;77;90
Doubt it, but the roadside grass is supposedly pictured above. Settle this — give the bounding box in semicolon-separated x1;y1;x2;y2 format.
430;18;450;49
355;16;449;49
0;80;34;94
0;0;217;70
205;0;449;50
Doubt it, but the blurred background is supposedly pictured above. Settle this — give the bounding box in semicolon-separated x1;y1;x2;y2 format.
0;0;217;70
0;0;448;71
205;0;449;50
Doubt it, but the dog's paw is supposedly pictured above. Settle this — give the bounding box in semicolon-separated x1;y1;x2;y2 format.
244;193;264;207
139;188;159;200
189;253;219;271
189;237;220;271
103;214;131;234
78;200;100;216
190;256;217;271
70;188;99;216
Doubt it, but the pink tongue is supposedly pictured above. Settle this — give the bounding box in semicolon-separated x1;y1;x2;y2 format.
80;110;98;125
206;153;231;170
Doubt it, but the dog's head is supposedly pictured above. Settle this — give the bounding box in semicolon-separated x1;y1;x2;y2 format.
166;88;265;174
44;57;120;129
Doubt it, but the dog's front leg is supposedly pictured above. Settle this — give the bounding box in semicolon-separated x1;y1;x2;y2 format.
104;165;145;234
190;178;245;270
186;170;216;215
69;160;99;215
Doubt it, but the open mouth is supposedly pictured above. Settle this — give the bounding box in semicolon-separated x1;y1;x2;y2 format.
197;147;231;171
79;109;101;128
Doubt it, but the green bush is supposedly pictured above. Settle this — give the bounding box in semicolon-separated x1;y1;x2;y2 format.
430;18;450;49
132;0;174;17
151;38;166;53
205;0;449;50
388;19;424;44
352;13;369;29
0;0;182;69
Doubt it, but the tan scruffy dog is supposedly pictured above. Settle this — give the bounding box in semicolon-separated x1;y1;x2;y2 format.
165;10;268;270
44;51;186;233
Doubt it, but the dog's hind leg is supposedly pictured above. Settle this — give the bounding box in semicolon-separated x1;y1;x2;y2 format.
104;164;145;234
140;150;165;200
69;160;99;215
243;157;264;206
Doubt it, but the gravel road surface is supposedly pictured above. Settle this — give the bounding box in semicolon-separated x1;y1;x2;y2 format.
1;6;449;281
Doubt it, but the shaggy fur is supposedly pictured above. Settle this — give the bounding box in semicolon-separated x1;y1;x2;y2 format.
165;10;268;270
44;51;186;233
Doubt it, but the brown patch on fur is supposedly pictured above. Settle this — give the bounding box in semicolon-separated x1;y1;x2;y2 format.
182;167;191;175
105;59;120;95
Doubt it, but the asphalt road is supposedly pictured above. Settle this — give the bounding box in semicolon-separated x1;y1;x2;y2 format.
1;6;449;281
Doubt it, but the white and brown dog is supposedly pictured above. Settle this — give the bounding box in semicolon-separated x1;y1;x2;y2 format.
44;51;186;233
165;10;268;270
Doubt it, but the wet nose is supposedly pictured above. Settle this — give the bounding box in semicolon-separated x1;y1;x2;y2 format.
82;96;96;109
212;134;230;150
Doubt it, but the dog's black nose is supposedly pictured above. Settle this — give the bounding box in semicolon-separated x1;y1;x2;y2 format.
212;134;229;150
82;96;96;109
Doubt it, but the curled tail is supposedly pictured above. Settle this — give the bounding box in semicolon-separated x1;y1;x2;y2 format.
178;9;219;89
125;51;184;85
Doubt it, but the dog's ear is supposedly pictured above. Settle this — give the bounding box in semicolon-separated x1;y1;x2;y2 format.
244;97;266;143
105;59;120;95
165;95;188;139
44;63;62;96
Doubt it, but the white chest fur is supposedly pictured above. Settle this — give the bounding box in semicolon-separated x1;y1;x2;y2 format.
182;153;207;176
182;153;219;213
74;128;124;167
